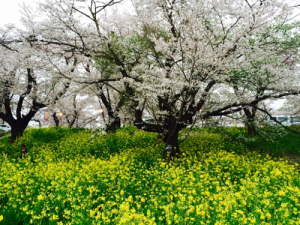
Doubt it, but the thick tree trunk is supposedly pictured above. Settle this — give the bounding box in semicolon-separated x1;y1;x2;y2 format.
106;117;121;133
243;108;258;136
246;122;257;136
10;120;30;143
163;130;180;160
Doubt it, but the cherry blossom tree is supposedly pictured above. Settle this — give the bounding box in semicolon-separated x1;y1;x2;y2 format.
125;0;300;158
19;0;135;132
230;44;300;136
0;26;77;143
0;0;128;143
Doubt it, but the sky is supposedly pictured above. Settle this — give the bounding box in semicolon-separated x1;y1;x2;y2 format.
0;0;135;28
0;0;25;28
1;0;299;111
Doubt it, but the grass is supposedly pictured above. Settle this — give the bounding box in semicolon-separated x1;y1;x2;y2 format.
211;125;300;170
0;126;300;224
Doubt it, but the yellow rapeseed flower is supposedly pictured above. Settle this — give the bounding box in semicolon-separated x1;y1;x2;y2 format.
52;215;59;220
249;218;256;224
90;209;96;217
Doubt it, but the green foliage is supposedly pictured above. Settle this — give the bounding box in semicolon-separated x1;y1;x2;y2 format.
257;21;300;53
0;127;82;158
216;125;300;158
0;126;160;162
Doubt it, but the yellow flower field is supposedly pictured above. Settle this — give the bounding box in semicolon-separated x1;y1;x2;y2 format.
0;127;300;224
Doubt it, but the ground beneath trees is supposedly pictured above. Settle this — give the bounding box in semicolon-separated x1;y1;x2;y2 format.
280;151;300;171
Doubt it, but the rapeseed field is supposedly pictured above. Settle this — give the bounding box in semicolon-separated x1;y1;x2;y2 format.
0;126;300;224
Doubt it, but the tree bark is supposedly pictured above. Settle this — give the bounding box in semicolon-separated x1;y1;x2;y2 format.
9;119;30;143
53;113;60;127
163;129;180;160
243;108;258;136
245;122;257;136
106;117;121;133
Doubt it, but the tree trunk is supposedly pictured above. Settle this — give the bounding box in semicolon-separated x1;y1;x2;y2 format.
68;117;76;128
243;108;258;136
163;130;180;160
246;121;257;136
53;113;60;127
106;117;121;133
10;120;30;143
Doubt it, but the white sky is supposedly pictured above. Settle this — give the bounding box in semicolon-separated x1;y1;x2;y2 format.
0;0;25;28
1;0;299;110
0;0;134;27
